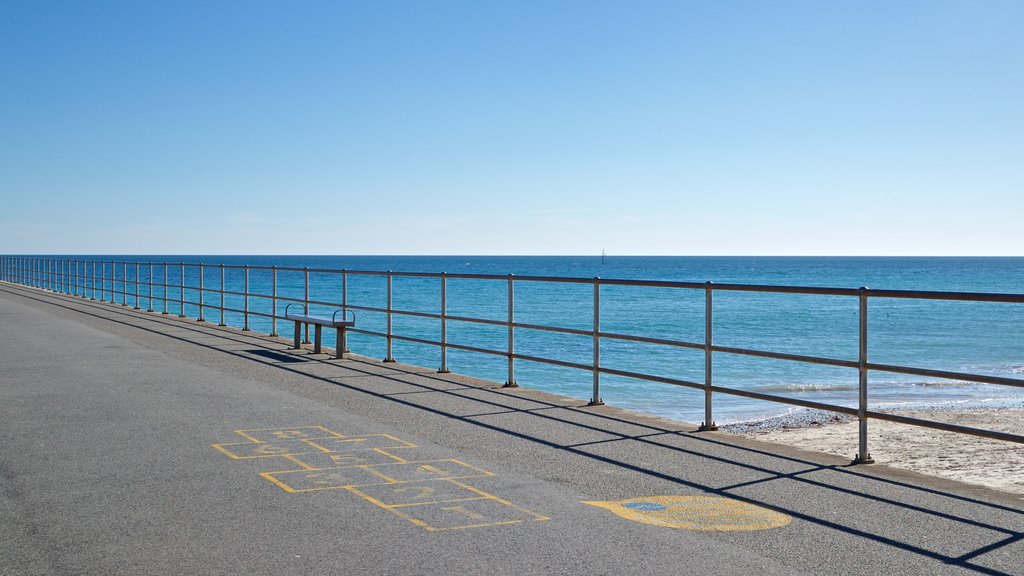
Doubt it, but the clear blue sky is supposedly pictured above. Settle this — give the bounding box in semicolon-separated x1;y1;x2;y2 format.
2;1;1021;255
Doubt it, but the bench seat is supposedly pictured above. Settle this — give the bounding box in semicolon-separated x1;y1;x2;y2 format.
284;309;355;359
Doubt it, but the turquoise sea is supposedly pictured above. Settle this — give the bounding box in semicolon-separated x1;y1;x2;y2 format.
21;256;1024;424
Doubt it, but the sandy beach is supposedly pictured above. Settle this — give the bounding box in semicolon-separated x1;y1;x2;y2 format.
724;407;1024;495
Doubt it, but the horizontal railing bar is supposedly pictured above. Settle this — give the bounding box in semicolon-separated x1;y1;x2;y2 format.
713;345;860;369
512;352;593;372
390;307;442;321
598;366;860;416
597;366;707;393
708;283;860;296
343;329;509;360
387;333;442;347
346;304;389;315
706;385;861;415
513;321;592;337
867;363;1024;389
444;314;508;328
867;289;1024;303
441;340;508;358
865;411;1024;444
599;330;706;351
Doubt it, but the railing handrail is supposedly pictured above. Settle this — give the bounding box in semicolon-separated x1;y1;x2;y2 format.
2;255;1022;464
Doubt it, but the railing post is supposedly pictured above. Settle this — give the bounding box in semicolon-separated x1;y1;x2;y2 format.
504;274;518;387
90;260;96;300
853;287;875;464
243;265;249;330
341;270;349;353
178;263;186;317
384;271;396;362
699;281;718;431
133;262;141;309
438;272;450;373
197;263;205;321
162;262;169;314
147;262;154;312
75;260;80;296
589;277;604;405
303;267;310;343
111;261;117;302
270;266;278;336
218;264;226;326
121;262;127;305
102;260;108;300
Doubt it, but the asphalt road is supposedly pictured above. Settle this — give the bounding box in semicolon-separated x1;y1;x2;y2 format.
1;283;1022;575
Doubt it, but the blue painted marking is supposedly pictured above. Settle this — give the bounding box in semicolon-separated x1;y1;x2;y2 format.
624;501;668;512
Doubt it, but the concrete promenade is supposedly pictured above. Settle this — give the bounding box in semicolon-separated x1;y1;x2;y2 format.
1;282;1022;576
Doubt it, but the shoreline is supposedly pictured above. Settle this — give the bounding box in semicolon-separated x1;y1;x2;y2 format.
723;406;1024;495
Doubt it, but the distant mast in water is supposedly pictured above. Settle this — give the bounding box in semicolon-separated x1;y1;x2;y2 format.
601;249;606;264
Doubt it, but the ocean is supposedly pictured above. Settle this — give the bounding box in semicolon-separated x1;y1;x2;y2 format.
19;255;1024;424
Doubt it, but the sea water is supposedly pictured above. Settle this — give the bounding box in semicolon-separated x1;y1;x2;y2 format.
49;256;1024;424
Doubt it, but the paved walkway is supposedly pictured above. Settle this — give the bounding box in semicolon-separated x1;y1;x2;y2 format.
1;283;1022;576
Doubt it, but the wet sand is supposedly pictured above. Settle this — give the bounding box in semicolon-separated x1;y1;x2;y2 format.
724;407;1024;495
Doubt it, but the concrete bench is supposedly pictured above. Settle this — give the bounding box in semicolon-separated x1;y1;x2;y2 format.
284;305;356;359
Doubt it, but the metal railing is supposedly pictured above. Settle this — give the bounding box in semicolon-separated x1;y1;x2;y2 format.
2;255;1022;463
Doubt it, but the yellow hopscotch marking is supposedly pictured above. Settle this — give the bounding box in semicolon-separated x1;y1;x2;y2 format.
234;426;346;443
305;434;418;453
210;439;331;459
282;448;410;471
212;425;549;531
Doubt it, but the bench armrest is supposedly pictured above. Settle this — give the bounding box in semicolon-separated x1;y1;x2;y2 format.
332;308;356;324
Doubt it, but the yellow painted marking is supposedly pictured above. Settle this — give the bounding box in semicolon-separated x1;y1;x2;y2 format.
235;426;345;443
397;498;547;531
259;472;299;493
211;439;330;459
216;426;550;531
583;495;791;532
363;459;494;483
283;448;409;471
441;504;487;520
261;466;397;492
373;449;410;464
305;434;417;453
394;485;436;501
347;479;492;508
